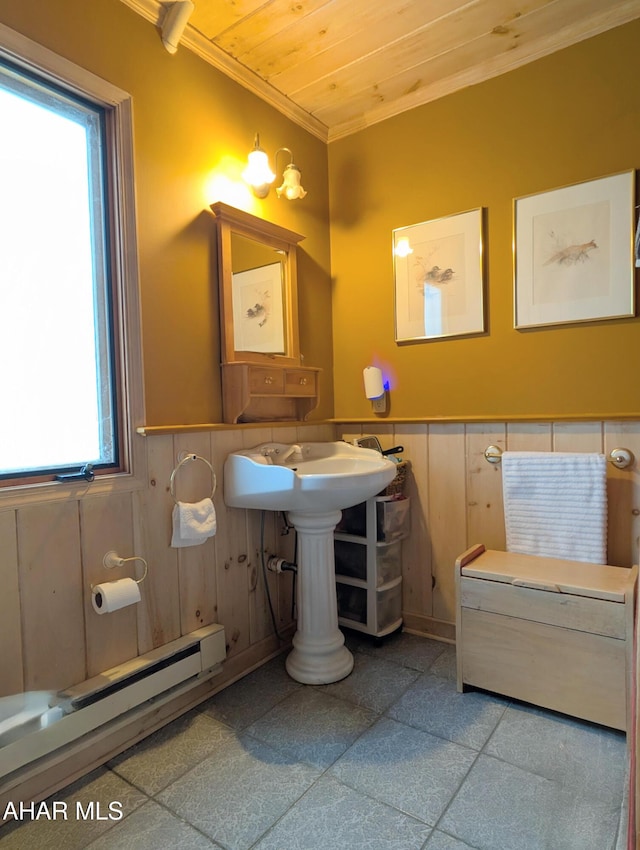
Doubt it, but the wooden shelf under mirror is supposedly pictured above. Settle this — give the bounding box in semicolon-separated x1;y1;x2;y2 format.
210;202;320;423
222;362;321;424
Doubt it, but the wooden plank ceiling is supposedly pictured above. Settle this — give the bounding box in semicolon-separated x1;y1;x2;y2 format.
122;0;640;141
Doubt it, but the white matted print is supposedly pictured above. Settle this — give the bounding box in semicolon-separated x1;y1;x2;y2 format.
232;262;285;353
393;208;484;342
514;171;635;328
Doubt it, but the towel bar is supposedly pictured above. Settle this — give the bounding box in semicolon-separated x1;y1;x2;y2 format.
483;445;634;469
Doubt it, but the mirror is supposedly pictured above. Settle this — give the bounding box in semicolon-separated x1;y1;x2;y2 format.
210;202;304;366
230;233;286;355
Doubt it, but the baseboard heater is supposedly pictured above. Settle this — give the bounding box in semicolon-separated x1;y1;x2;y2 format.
0;624;226;780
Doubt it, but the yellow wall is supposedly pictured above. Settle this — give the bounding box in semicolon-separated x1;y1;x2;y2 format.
2;2;639;426
0;0;333;425
328;20;640;421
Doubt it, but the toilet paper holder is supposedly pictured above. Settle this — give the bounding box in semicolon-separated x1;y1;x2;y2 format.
90;551;148;615
101;550;149;584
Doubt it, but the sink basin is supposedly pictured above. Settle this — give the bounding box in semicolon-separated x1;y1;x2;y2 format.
224;441;397;513
224;441;399;686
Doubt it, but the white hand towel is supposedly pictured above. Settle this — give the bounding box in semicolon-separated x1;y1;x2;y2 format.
171;497;217;548
502;451;607;564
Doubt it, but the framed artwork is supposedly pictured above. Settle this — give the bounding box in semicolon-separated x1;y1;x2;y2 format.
514;170;635;328
393;208;485;342
232;261;285;353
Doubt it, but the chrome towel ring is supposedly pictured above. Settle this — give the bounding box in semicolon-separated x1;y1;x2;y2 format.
169;453;217;504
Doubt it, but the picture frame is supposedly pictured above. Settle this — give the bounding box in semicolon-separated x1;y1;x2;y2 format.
514;170;635;329
210;201;304;367
393;208;485;343
232;261;285;354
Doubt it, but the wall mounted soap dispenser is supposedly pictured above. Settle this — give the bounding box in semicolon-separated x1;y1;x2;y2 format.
363;366;386;413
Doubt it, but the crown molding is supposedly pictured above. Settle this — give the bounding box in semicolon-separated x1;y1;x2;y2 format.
118;0;328;142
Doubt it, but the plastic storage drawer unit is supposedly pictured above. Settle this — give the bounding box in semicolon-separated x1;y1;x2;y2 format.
334;495;409;638
336;576;403;633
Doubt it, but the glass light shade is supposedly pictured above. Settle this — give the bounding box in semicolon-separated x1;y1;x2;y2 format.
276;163;307;200
242;147;275;198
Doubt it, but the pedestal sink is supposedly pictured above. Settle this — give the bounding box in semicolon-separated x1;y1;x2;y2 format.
224;441;397;684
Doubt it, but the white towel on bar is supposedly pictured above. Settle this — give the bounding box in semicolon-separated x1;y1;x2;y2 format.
171;497;217;548
502;451;607;564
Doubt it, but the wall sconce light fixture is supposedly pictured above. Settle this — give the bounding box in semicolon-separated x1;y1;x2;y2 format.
276;149;307;200
242;134;307;200
241;134;275;199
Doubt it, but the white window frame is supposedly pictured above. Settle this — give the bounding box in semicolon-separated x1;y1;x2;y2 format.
0;24;146;506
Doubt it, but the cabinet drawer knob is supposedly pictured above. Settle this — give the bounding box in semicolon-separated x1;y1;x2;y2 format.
299;377;308;385
264;376;274;384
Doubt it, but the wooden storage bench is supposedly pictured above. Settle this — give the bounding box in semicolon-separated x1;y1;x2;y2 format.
455;544;638;732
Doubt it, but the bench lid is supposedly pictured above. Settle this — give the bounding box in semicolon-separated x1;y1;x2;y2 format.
461;548;637;602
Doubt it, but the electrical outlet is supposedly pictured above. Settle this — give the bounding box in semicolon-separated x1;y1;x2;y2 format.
372;394;386;413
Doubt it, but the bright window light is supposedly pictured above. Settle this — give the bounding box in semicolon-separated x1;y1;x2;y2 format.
0;62;116;479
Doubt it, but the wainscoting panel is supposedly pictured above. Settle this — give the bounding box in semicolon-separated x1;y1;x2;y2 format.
465;423;506;552
0;509;22;696
80;491;137;678
394;425;431;619
604;422;640;569
212;427;253;659
17;500;85;691
336;420;640;637
134;433;182;654
427;425;467;624
173;431;219;636
2;418;638;697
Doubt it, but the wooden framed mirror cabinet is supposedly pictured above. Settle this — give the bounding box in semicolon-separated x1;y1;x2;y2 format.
210;202;320;423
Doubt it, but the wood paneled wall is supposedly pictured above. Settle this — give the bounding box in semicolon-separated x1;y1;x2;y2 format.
0;422;333;699
2;418;639;701
337;420;640;641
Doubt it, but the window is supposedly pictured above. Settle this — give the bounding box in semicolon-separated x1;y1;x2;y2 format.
0;28;143;491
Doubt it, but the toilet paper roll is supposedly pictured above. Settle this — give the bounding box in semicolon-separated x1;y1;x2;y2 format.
92;578;141;614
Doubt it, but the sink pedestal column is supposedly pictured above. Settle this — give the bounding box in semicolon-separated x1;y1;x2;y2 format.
285;509;353;685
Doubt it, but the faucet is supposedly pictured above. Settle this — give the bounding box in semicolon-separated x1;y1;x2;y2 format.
280;444;303;463
261;446;279;464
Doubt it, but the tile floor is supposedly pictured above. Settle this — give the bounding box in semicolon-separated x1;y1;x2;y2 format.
0;631;629;850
